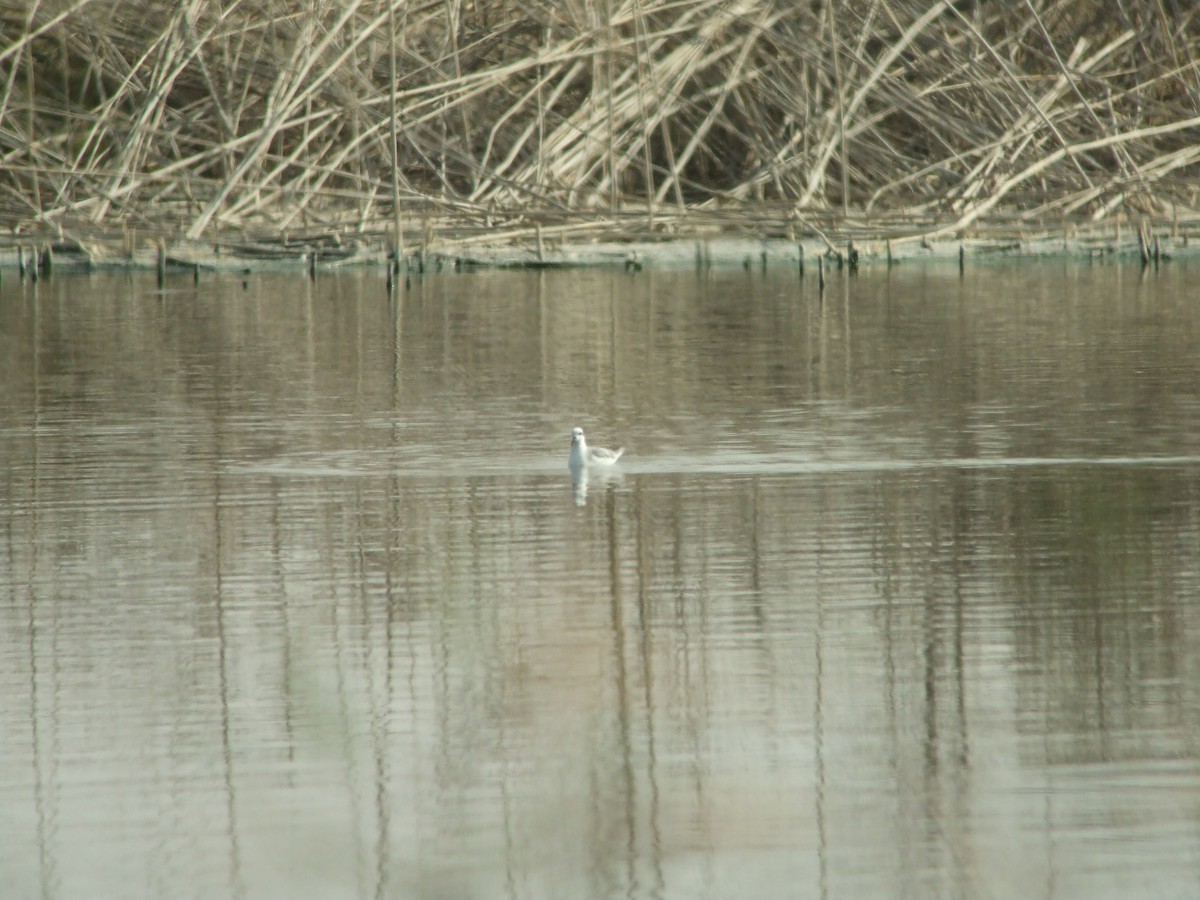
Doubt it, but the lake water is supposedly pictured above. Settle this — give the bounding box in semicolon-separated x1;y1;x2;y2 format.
2;259;1200;899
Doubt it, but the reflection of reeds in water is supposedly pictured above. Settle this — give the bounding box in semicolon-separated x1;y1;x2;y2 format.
3;0;1200;244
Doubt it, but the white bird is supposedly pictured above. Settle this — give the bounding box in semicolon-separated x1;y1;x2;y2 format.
568;426;624;472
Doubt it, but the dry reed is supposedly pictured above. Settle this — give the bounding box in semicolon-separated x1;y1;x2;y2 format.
1;0;1198;248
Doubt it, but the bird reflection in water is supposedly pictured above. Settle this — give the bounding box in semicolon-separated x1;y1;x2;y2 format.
571;467;589;506
570;465;625;507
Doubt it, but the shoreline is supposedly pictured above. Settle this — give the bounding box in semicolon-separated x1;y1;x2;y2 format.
1;219;1194;276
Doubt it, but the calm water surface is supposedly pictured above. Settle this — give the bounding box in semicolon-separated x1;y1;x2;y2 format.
2;261;1200;899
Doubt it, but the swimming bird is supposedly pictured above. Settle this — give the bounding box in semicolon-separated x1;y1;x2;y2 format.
568;426;624;472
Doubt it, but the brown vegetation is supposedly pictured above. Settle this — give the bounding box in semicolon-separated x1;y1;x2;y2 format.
2;0;1199;251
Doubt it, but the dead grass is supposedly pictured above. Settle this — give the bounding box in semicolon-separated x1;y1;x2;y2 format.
2;0;1199;247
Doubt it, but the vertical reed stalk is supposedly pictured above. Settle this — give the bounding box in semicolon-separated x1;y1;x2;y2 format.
632;0;655;229
388;0;404;263
605;0;618;210
828;0;849;217
24;4;41;218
